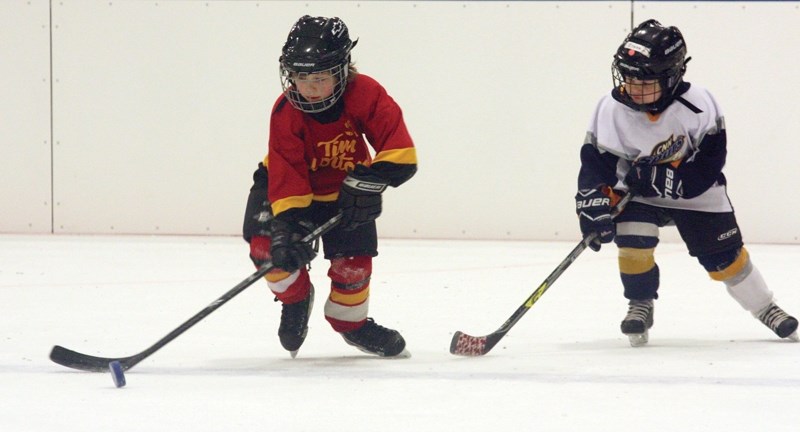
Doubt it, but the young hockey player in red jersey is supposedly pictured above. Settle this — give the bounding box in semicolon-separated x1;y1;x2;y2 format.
242;15;417;357
575;19;798;346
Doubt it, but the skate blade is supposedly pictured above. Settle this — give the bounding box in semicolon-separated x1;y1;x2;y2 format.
787;332;799;342
290;350;299;359
627;331;649;347
391;348;412;359
349;345;412;359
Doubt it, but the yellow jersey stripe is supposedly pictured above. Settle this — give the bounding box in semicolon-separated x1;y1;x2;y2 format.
271;194;313;216
373;147;417;165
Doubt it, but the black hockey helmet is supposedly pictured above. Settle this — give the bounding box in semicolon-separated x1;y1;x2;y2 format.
279;15;357;113
611;19;690;113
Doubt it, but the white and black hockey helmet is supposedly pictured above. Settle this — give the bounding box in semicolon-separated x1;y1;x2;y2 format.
279;15;357;113
612;19;690;113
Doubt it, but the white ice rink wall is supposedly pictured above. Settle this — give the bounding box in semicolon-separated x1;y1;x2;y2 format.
2;1;798;243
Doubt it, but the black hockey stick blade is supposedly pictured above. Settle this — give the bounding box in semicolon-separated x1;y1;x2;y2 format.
50;213;342;372
450;194;632;356
49;263;275;372
50;345;143;372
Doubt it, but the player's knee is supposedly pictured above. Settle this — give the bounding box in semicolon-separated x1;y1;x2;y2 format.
618;247;656;275
248;235;271;267
699;247;747;282
328;256;372;289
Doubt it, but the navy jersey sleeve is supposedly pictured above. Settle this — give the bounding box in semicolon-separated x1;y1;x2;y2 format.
674;121;727;198
578;142;621;191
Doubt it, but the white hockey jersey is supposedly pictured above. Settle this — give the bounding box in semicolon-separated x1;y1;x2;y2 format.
581;83;733;213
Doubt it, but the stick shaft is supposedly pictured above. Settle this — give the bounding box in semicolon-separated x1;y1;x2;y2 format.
50;214;342;372
450;194;632;356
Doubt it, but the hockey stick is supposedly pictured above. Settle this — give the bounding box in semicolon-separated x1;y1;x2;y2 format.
450;193;632;356
49;213;342;372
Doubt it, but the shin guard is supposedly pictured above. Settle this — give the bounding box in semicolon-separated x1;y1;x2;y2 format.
708;248;774;313
619;247;660;300
325;256;372;333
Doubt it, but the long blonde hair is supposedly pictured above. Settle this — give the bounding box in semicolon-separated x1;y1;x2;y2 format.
347;63;359;82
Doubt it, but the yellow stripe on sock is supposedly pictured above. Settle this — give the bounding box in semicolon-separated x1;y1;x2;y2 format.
330;286;370;306
265;270;291;283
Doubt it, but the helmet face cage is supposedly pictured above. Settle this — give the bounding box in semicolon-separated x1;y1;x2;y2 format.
611;60;677;112
279;16;354;113
280;62;349;113
611;20;687;113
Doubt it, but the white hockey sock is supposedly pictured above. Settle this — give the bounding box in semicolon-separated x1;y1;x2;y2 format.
723;263;774;314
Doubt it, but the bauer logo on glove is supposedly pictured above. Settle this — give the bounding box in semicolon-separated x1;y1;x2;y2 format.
576;196;611;210
575;187;621;251
342;176;388;193
337;164;390;231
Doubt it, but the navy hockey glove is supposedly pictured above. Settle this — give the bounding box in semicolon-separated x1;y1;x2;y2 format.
269;217;317;273
337;164;389;231
575;187;618;252
625;162;683;199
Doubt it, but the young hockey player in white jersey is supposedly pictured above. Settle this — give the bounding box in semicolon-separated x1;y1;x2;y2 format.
575;19;798;346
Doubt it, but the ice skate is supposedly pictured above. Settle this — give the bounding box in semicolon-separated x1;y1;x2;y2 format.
278;285;314;358
755;303;799;341
342;318;409;358
620;299;654;347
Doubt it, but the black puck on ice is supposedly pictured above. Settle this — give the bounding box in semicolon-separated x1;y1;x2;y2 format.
109;361;126;388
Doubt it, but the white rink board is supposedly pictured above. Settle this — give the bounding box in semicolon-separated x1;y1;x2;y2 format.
0;0;52;233
48;1;628;236
2;1;799;243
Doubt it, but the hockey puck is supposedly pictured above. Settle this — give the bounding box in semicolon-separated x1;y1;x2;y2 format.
109;361;126;388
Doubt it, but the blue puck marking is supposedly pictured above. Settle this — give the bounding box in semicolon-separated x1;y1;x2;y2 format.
109;361;126;388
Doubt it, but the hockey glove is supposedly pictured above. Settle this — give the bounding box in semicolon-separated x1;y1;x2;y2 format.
625;162;683;199
575;187;618;252
269;217;317;273
337;164;390;231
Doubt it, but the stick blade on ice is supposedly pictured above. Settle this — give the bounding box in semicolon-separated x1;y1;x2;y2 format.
49;345;135;372
449;331;496;356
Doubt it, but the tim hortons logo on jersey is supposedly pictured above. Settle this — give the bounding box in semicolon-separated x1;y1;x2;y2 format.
624;41;651;58
717;228;739;241
311;130;359;172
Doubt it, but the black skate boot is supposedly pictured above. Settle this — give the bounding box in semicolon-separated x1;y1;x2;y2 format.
620;299;654;347
342;318;408;357
755;303;799;341
277;285;314;357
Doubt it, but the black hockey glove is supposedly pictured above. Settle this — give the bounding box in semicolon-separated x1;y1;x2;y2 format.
625;162;683;199
336;164;390;231
269;217;317;273
575;187;617;252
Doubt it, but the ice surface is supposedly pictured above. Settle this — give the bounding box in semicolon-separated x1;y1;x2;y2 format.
1;235;799;431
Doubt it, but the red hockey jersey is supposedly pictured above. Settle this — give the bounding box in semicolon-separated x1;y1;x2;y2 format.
265;74;417;216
